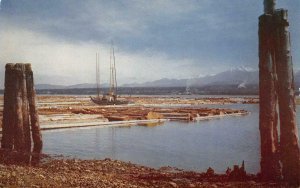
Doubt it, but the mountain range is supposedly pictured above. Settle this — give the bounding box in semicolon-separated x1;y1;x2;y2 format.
35;67;300;90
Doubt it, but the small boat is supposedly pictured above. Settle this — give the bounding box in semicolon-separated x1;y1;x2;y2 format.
90;44;129;105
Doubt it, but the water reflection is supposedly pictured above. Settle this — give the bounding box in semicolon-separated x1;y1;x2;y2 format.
42;104;300;174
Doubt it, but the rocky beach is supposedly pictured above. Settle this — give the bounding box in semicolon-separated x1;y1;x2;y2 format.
0;152;283;188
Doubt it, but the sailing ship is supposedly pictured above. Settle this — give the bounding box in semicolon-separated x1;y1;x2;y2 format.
90;45;129;105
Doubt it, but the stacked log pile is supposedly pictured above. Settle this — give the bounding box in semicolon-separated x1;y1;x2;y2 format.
69;106;247;122
131;96;258;105
0;94;250;129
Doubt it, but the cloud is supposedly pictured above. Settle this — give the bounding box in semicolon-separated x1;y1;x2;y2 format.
0;0;206;43
0;0;299;87
0;23;219;86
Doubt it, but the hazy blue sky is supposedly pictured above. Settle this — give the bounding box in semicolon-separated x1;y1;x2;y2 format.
0;0;299;85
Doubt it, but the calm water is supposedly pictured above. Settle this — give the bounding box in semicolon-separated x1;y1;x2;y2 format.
43;104;300;174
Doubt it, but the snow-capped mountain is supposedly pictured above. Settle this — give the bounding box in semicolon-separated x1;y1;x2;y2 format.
123;67;259;88
27;67;300;90
188;67;258;87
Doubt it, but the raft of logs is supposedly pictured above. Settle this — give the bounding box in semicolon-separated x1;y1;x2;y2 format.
0;95;250;131
131;96;259;105
69;106;247;122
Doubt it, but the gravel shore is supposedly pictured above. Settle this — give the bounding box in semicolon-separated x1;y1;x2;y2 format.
0;154;284;188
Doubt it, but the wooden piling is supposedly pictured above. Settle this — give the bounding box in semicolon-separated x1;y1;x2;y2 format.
1;64;15;150
1;63;43;164
20;64;31;153
25;64;43;153
259;1;300;184
264;0;276;14
274;9;300;185
258;14;281;181
13;64;25;152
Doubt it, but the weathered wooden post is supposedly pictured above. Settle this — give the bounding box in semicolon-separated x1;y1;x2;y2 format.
259;0;300;185
1;63;42;163
13;64;26;153
21;65;31;153
258;1;280;180
1;64;15;150
264;0;276;14
25;64;43;153
274;9;300;185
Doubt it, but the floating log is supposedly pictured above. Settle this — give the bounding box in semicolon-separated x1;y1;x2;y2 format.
159;112;191;121
166;117;191;121
159;112;190;117
107;116;131;121
146;112;163;120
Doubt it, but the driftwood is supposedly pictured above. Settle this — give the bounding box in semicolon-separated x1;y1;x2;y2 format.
1;63;42;164
259;0;300;185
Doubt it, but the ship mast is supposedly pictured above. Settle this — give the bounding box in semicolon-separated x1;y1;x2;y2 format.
109;42;117;95
113;46;117;96
109;45;113;94
96;53;100;98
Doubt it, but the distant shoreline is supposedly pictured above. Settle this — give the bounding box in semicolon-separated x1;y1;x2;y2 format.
0;86;260;95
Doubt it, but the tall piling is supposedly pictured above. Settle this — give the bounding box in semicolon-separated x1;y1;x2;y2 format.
258;14;280;180
1;63;42;163
274;9;300;185
25;64;43;153
11;64;25;152
21;65;31;153
1;64;15;150
259;0;300;185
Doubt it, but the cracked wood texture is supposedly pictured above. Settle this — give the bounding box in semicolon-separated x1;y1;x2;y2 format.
258;14;281;181
274;9;300;185
259;0;300;185
1;63;42;161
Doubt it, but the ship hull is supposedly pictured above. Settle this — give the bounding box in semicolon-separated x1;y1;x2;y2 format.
90;96;129;105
